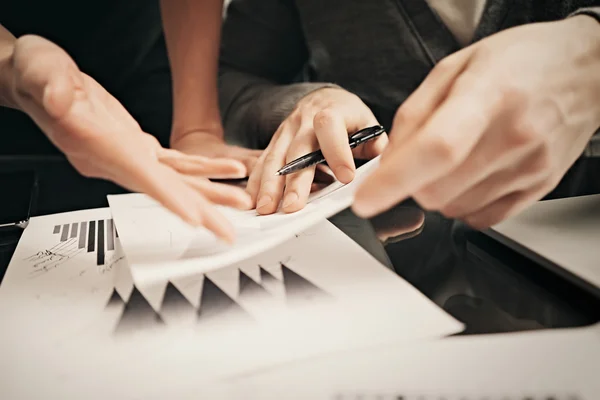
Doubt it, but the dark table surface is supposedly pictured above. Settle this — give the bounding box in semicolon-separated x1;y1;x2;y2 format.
1;158;600;335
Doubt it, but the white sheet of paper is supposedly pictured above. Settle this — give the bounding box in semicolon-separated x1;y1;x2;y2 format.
490;194;600;290
226;324;600;399
108;157;380;284
0;208;462;400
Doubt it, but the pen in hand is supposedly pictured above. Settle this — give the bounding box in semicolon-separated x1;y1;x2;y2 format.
275;125;385;176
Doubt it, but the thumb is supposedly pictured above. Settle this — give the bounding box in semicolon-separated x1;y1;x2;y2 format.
12;35;79;119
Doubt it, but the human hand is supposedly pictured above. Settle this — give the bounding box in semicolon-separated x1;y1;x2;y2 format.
247;87;388;215
354;16;600;229
6;35;252;241
170;131;262;177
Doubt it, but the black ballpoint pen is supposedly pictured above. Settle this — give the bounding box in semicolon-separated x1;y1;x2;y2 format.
275;125;385;176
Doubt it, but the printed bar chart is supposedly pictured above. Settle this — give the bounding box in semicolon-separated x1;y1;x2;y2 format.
79;221;87;249
88;221;96;253
53;219;117;266
97;220;105;266
60;224;69;242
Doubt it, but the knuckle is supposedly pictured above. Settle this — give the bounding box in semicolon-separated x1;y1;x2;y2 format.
425;135;461;165
433;55;458;75
509;116;544;148
313;108;337;130
498;83;528;106
527;147;553;178
283;109;302;127
394;103;422;126
471;44;495;64
298;91;322;107
289;110;303;125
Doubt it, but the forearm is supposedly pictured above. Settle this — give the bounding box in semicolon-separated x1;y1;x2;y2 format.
0;24;17;109
160;0;225;145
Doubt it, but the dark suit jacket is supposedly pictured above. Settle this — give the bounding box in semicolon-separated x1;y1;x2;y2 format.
218;0;600;150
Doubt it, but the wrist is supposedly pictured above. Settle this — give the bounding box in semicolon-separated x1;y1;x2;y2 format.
170;100;224;147
567;14;600;54
170;122;225;148
565;15;600;126
297;86;345;105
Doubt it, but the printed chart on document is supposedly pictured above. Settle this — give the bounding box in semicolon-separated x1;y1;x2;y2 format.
0;213;461;395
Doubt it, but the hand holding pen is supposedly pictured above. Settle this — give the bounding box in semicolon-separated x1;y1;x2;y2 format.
246;87;389;216
276;125;386;176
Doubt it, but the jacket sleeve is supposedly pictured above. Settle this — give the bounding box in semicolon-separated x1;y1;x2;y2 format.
570;6;600;24
218;0;337;149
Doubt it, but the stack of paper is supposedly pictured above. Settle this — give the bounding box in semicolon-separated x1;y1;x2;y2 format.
106;157;381;284
0;192;463;398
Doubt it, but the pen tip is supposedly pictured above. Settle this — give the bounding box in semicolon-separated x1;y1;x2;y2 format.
274;172;281;176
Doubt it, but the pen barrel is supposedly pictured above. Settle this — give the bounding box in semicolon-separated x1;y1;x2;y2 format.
277;125;385;176
278;150;326;175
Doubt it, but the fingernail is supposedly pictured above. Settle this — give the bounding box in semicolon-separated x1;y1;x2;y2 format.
335;166;355;184
282;192;299;209
257;195;272;210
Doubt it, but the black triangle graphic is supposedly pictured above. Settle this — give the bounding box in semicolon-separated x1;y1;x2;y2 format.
281;263;329;303
259;266;279;284
160;282;195;315
106;288;124;308
115;287;164;334
197;277;250;321
239;270;270;298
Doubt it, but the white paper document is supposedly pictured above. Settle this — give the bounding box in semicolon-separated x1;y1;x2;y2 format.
0;207;462;399
108;157;379;284
226;324;600;400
